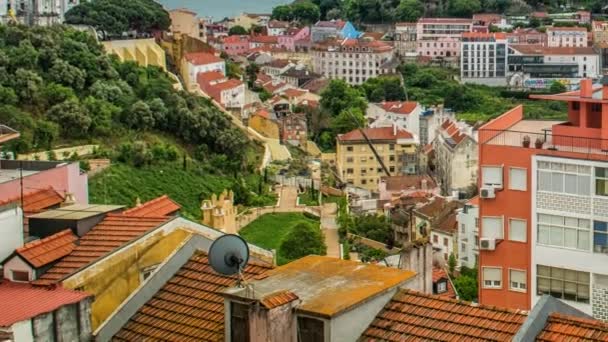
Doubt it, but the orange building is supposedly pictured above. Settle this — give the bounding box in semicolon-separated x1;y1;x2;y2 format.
478;78;608;320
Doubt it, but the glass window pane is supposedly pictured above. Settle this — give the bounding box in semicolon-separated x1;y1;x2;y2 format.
565;217;578;227
578;176;590;195
539;161;551;170
578;231;589;250
482;167;502;186
551;267;564;279
596;167;608;178
578;271;590;284
579;219;590;229
596;179;608;196
538;265;550;277
550;226;563;246
509;219;526;242
509;168;526;191
551;163;564;171
595;232;608;253
565;174;577;194
551;215;564;225
552;173;564;192
564;281;577;294
565;164;578;172
595;221;608;232
551;279;563;292
564;270;577;281
538;277;550;292
539;171;551;191
564;228;577;249
538;225;551;245
539;214;552;224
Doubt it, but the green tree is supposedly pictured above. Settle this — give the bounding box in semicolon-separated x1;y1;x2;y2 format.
33;120;59;150
361;76;406;102
14;68;43;105
279;222;327;262
396;0;424;22
45;99;92;138
126;100;155;130
351;214;393;245
228;25;248;36
331;108;366;135
448;253;457;276
272;5;294;21
41;83;76;108
292;1;321;24
448;0;481;17
320;79;368;117
550;81;567;94
0;86;18;106
453;275;478;301
48;59;86;91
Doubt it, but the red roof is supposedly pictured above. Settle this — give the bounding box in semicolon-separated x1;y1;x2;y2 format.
114;252;272;341
547;26;588;32
250;35;278;44
184;52;223;66
338;127;414;142
462;32;507;39
260;290;299;309
282;88;307;98
0;280;90;326
537;313;608;341
380;101;419;115
418;17;472;24
254;109;271;119
511;45;596;55
35;215;170;284
361;289;527;341
15;229;77;268
222;35;249;44
467;196;479;206
432;267;456;299
0;187;64;213
122;195;181;217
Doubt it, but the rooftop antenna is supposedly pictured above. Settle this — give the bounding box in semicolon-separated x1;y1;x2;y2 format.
208;234;250;288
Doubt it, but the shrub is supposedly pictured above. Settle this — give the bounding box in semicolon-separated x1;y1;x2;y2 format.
279;222;327;262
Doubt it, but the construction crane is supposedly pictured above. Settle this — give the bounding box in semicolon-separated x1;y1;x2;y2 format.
345;110;391;178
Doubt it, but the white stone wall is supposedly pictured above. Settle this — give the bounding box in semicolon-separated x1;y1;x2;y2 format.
457;205;479;269
0;206;23;263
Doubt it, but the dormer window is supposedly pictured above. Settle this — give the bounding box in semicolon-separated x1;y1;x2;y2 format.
11;270;29;282
437;280;447;293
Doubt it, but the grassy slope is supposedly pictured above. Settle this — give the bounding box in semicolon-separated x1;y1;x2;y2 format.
239;213;320;265
89;162;234;220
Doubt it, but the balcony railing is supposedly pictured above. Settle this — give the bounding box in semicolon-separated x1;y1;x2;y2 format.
480;128;608;158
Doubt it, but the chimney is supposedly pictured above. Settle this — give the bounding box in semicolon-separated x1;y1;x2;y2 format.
421;178;428;190
135;197;142;207
580;79;593;98
393;124;397;136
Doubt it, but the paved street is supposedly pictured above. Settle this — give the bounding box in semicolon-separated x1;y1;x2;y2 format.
321;203;340;258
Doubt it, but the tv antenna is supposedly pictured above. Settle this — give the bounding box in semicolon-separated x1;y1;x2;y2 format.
208;234;250;287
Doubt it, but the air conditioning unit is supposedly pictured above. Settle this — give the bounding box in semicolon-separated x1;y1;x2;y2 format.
479;238;496;251
480;186;495;199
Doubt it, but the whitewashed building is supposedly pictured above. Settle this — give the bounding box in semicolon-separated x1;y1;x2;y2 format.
456;196;479;269
367;101;421;137
460;32;508;86
547;26;589;48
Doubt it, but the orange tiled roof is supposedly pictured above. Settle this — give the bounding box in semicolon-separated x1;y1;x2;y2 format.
338;127;414;142
380;101;419;115
536;313;608;341
432;267;457;299
547;26;588;32
114;252;272;341
282;88;307;98
122;195;181;217
15;229;77;268
250;35;279;44
468;196;479;206
260;290;299;309
361;289;527;341
0;187;64;213
415;196;447;218
36;215;170;283
184;52;223;66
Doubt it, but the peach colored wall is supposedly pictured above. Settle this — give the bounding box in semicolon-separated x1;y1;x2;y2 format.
0;163;88;204
552;124;603;149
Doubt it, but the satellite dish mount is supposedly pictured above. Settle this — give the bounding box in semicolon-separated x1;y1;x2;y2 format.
209;234;250;287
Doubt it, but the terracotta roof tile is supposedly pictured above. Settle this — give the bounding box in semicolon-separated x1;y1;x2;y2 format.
260;290;299;309
510;45;596;55
361;289;527;341
0;280;91;327
0;187;64;213
113;252;272;341
536;313;608;341
122;195;181;217
15;229;77;268
36;215;170;284
380;101;419;115
184;52;223;66
415;197;448;218
338;127;414;142
250;35;279;44
432;267;457;299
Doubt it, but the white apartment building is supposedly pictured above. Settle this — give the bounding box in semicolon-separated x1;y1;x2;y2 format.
366;101;421;137
182;52;226;88
547;26;589;48
267;20;289;36
394;22;417;58
460;32;508;86
456;197;479;269
531;155;608;318
416;18;473;60
311;38;398;85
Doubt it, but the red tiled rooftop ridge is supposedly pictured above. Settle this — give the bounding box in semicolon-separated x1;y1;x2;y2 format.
0;280;90;327
338;127;414;142
260;290;299;309
184;52;223;65
114;252;272;341
36;215;170;284
536;313;608;341
361;289;527;341
432;267;457;299
122;195;181;217
0;187;64;213
15;229;77;268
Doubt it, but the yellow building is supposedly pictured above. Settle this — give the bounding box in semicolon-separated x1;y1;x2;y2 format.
201;189;236;234
336;126;419;191
169;8;203;40
248;109;280;139
102;38;166;70
233;13;270;30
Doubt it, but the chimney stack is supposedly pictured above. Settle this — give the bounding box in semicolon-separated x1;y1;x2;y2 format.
61;193;76;207
580;79;593;98
601;75;608;100
421;178;428;190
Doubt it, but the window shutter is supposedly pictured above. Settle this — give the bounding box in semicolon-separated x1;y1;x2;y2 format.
484;267;501;282
482;217;503;239
511;270;525;284
509;219;526;242
509;168;526;191
482;166;502;187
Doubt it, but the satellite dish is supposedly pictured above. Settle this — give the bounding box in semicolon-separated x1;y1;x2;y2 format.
208;234;250;277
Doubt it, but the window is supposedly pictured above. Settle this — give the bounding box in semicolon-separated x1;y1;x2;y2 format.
483;267;502;288
509;219;527;242
140;265;158;282
346;146;353;152
11;270;29;282
509;168;527;191
346;157;353;163
443;237;448;247
230;302;250;342
509;269;526;292
433;234;438;243
298;316;324;342
538;214;590;251
482;217;503;239
482;166;503;188
537;265;590;303
437;281;447;293
596;167;608;196
538;162;590;196
593;221;608;253
346;168;354;174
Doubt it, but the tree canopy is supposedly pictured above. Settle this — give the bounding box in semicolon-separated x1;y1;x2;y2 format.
272;1;320;24
396;0;424;22
64;0;170;37
279;222;327;262
228;25;248;36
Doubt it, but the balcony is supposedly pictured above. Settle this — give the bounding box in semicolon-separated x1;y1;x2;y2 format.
481;120;608;160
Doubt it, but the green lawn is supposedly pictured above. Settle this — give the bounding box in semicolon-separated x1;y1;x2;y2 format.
298;191;319;206
239;212;320;265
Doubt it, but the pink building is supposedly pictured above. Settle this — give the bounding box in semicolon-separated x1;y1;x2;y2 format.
506;28;547;46
277;26;310;51
222;35;250;55
416;18;473;59
0;160;88;205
